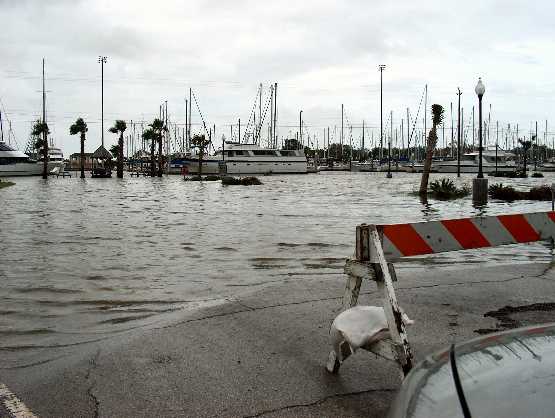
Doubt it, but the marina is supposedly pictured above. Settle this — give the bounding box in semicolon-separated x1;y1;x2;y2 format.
3;1;555;416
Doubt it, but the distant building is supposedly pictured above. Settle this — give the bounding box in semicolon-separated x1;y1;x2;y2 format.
69;152;94;170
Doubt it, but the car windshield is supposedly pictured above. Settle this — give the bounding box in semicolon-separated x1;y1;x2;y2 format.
396;328;555;418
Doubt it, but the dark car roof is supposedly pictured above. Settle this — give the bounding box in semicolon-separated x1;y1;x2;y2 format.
389;323;555;418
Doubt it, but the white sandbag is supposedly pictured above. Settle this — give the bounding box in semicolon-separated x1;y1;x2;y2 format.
330;306;414;361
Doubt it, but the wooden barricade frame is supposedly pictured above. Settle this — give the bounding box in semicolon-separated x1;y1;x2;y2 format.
326;211;555;378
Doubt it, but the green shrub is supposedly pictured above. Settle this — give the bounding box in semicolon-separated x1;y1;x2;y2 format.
428;178;470;199
488;183;523;201
221;176;262;186
528;185;552;200
531;172;544;178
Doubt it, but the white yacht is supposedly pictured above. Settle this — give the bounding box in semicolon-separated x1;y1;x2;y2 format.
432;150;517;174
181;142;308;175
0;142;65;177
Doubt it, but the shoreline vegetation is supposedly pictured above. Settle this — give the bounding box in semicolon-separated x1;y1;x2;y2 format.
489;183;553;201
413;178;470;200
184;175;263;185
0;180;15;189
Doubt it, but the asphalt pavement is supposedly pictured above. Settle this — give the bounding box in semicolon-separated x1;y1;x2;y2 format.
3;261;555;418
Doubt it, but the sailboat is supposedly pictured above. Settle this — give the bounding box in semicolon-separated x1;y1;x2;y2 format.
0;60;65;177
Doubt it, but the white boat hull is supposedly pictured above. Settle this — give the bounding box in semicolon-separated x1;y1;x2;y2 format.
434;163;516;173
0;161;65;177
182;159;307;175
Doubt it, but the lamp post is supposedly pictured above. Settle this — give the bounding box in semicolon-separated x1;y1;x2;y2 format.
379;64;389;177
98;56;107;147
473;77;488;205
475;77;485;178
299;110;303;149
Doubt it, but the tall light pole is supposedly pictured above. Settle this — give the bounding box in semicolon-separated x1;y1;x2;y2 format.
475;78;485;178
299;110;303;149
98;56;107;147
473;77;487;205
457;88;462;177
379;64;386;162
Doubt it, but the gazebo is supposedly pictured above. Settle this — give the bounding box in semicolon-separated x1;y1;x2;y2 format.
91;145;113;178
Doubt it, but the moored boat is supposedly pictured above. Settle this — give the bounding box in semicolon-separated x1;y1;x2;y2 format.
181;142;307;175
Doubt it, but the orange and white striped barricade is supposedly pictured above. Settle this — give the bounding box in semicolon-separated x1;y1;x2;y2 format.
326;211;555;378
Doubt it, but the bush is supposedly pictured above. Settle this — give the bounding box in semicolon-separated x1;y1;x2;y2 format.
221;176;262;186
185;175;221;182
488;183;523;201
489;183;552;201
0;180;15;189
528;185;552;200
531;172;544;178
489;171;527;178
428;178;470;199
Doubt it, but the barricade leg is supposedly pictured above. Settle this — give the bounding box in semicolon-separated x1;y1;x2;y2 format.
326;273;363;373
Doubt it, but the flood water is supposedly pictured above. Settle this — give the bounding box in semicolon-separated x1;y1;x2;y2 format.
1;172;554;366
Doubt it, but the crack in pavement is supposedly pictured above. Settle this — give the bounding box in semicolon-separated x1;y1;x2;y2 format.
241;388;396;418
85;349;101;418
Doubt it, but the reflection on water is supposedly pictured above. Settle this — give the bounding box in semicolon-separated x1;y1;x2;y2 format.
0;172;554;359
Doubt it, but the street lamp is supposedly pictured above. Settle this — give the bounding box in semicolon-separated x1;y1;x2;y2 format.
98;56;108;147
475;77;485;178
378;64;390;177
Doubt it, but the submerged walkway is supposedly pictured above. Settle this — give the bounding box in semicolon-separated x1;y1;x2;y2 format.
2;262;555;417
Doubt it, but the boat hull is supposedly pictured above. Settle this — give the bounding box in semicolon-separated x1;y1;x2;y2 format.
0;161;64;177
179;159;308;175
433;163;517;173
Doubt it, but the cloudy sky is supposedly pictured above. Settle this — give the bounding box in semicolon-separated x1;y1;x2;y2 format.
1;0;554;156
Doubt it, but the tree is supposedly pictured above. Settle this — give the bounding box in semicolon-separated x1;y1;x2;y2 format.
109;120;127;178
142;128;156;176
419;104;444;196
32;120;50;179
282;138;301;150
191;134;211;177
69;118;88;178
519;138;532;176
150;118;165;177
109;144;120;160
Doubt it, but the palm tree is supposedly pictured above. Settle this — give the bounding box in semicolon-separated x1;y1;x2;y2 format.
419;104;444;196
519;138;532;176
149;119;165;177
69;118;88;178
109;144;120;160
109;120;127;178
142;128;156;176
32;120;50;179
191;134;211;177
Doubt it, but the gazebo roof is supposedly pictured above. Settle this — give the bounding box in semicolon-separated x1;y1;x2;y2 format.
92;145;112;160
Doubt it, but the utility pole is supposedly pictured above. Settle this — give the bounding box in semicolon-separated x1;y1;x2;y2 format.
42;57;48;179
423;84;427;146
189;88;192;144
98;56;107;147
457;88;462;177
407;107;410;161
273;83;278;148
185;99;188;151
387;110;392;178
450;102;454;158
165;100;169;175
535;120;538;171
341;103;344;151
362;120;365;159
379;64;386;161
259;83;262;144
299;110;303;147
238;118;241;143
